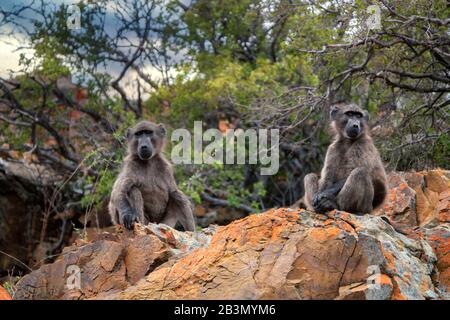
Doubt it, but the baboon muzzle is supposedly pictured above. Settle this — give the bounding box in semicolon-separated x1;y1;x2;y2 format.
346;119;361;139
138;143;153;160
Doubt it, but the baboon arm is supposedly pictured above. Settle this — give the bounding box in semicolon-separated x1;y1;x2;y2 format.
318;144;341;191
111;176;139;229
311;178;345;214
112;175;136;198
322;179;346;196
116;197;138;229
116;197;133;216
128;187;145;223
161;189;196;231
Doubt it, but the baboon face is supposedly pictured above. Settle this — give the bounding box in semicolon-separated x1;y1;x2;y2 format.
127;121;166;160
330;103;369;140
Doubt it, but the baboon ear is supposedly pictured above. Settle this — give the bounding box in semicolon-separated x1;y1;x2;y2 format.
363;110;370;122
330;106;340;120
158;123;166;137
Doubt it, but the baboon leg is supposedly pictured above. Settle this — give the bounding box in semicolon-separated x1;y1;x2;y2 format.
108;201;118;225
160;209;178;229
127;187;145;224
337;167;374;213
161;190;195;231
304;173;319;211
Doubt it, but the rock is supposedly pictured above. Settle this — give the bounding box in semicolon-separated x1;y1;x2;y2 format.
425;226;450;298
407;170;450;227
374;172;417;228
425;170;450;194
95;209;442;300
375;170;450;229
14;224;215;300
437;190;450;224
410;224;450;298
0;285;11;300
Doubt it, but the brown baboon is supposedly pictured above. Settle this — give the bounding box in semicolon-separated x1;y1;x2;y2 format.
304;103;387;214
109;121;196;231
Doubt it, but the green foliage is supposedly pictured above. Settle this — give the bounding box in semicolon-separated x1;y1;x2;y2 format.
79;113;137;209
177;162;264;211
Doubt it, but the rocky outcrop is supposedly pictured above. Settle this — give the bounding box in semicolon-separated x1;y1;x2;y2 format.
409;225;450;296
15;209;448;300
374;169;449;229
13;170;449;300
99;209;444;300
14;223;216;300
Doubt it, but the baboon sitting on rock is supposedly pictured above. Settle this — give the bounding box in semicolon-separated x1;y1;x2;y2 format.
304;103;387;214
109;120;196;231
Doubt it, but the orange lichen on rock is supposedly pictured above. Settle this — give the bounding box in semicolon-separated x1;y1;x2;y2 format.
425;170;450;193
421;226;450;293
14;223;215;300
0;286;11;300
391;277;408;300
90;209;441;300
379;244;398;275
378;274;393;286
309;226;341;242
399;182;408;190
375;170;450;229
437;190;450;223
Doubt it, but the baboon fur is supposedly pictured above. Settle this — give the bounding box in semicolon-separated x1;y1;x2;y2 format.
109;120;196;231
304;103;387;214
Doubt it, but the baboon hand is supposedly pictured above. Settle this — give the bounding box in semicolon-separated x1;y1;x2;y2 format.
312;192;337;213
122;211;138;230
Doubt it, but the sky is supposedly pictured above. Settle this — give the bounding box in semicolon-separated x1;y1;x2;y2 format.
0;0;184;98
0;0;75;76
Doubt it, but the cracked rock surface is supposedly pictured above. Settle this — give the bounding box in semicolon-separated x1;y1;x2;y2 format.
98;209;445;300
14;223;216;300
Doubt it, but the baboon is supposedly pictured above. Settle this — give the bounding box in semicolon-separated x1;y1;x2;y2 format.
304;103;387;214
109;120;196;231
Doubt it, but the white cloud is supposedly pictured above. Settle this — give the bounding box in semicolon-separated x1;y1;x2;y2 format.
0;35;34;77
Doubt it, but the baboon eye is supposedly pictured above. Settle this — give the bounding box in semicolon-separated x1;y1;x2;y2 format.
135;130;153;136
345;111;363;118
